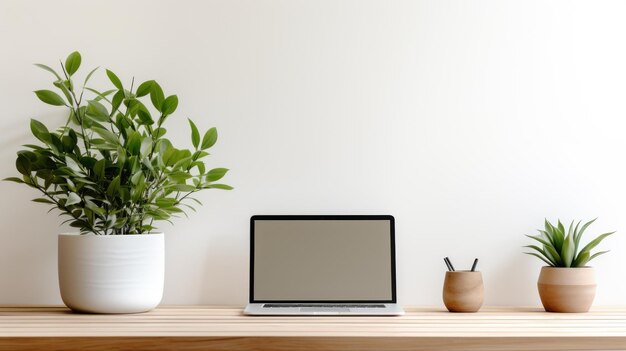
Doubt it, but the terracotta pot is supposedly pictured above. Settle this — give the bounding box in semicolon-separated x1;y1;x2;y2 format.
443;271;484;312
537;266;596;313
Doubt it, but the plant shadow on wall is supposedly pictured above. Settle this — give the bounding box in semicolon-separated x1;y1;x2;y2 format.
2;51;232;314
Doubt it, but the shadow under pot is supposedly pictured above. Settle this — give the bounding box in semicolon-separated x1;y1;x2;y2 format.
537;266;596;313
443;271;484;313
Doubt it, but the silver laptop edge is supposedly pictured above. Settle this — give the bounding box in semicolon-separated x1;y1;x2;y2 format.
245;215;404;316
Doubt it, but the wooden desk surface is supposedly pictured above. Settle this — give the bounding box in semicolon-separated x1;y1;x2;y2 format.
1;306;626;350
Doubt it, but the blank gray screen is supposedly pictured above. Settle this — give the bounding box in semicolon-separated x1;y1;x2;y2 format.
253;220;392;301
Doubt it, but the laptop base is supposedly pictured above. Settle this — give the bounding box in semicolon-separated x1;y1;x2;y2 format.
244;303;404;316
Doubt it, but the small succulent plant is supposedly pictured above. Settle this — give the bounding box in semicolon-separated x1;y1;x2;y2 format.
524;218;614;267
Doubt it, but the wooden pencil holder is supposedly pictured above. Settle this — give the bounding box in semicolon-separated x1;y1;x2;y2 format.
443;271;484;312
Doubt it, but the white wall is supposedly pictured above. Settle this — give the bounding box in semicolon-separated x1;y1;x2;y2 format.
1;0;626;307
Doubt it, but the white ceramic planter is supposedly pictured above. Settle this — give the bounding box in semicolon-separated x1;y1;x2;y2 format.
58;233;164;314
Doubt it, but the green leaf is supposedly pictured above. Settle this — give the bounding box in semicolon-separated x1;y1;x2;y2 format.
193;161;205;175
15;154;31;175
64;51;82;76
526;235;562;266
126;131;142;156
167;184;196;192
205;183;233;190
561;233;575;267
587;250;610;264
85;87;115;103
93;159;106;180
92;127;119;145
524;252;554;266
34;63;62;80
106;69;123;90
553;221;565;253
576;218;597;245
87;100;110;121
578;232;616;257
201;127;217;150
572;220;582;253
206;168;228;182
29;119;50;142
34;90;66;106
154;128;167;138
526;234;553;248
137;106;154;125
573;251;590;267
107;175;121;197
188;119;200;149
155;198;177;208
53;80;73;104
83;66;99;85
3;177;25;184
168;171;192;182
150;82;165;112
65;156;83;174
85;200;106;216
161;146;177;167
567;220;574;239
110;90;124;115
62;133;77;152
557;220;565;236
136;80;154;97
131;170;144;185
65;192;81;206
193;150;209;160
524;245;556;266
161;95;178;115
32;197;55;205
69;220;89;229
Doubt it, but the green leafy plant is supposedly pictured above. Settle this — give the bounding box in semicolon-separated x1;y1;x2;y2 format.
4;51;232;235
524;219;614;267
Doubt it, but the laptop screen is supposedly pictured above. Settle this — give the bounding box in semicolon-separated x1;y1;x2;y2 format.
251;216;396;303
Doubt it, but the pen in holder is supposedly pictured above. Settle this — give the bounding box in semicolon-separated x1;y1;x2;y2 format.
443;270;484;313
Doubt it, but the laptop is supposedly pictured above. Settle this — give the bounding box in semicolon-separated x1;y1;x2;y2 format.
244;215;404;316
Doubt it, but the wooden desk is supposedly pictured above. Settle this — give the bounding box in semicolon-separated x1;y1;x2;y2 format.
1;306;626;350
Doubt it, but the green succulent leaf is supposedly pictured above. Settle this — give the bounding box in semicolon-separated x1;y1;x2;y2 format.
587;250;610;263
561;233;575;267
526;219;615;268
578;232;615;257
524;245;556;266
524;252;554;266
576;218;597;245
573;251;590;267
